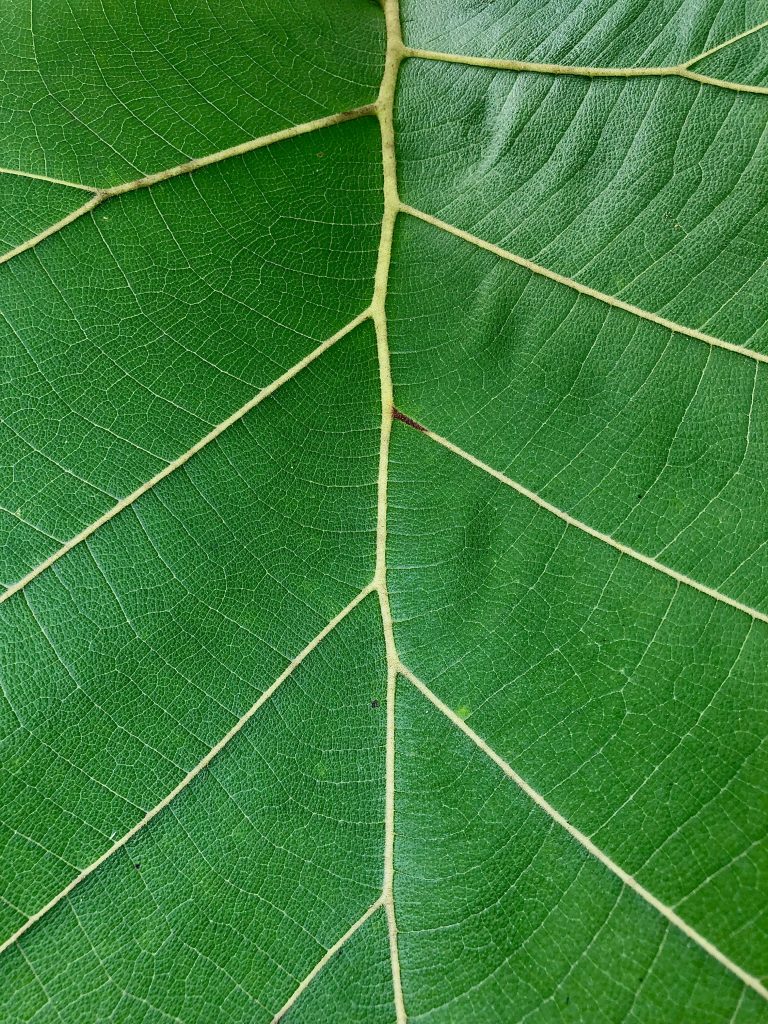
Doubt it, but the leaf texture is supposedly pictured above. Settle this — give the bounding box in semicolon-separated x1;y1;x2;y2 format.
1;1;767;1021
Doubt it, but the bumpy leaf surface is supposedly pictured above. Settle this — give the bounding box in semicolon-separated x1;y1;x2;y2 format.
1;1;767;1021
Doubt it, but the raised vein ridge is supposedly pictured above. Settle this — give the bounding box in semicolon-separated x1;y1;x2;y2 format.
0;311;370;604
399;663;768;1003
0;585;375;957
401;205;768;365
397;414;768;625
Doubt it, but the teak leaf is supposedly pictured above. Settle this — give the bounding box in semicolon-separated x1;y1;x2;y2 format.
1;2;767;1021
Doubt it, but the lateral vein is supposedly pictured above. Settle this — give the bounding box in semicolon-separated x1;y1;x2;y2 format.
0;583;376;958
271;899;384;1022
0;309;370;605
398;662;768;1003
405;418;768;626
98;104;377;197
0;106;377;268
0;166;99;191
400;205;768;366
683;18;768;67
404;22;768;96
0;195;104;267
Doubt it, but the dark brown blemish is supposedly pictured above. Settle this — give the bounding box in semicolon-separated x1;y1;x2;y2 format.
133;863;141;870
392;407;427;433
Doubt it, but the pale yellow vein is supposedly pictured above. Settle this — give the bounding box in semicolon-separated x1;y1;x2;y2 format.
98;105;376;198
0;309;370;605
683;17;768;67
399;662;768;1004
0;584;376;958
271;900;384;1022
0;166;98;191
404;47;768;95
0;195;103;267
401;205;768;366
372;0;407;1020
409;420;768;625
403;17;768;96
0;106;377;267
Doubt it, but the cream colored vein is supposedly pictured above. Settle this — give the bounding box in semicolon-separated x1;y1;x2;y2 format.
0;166;99;191
373;1;407;1020
398;663;768;1003
0;106;376;267
401;205;768;366
0;309;370;606
0;584;375;958
97;104;376;198
404;47;677;79
407;420;768;626
683;17;768;67
404;18;768;96
681;69;768;94
0;194;104;267
403;47;768;95
271;899;384;1022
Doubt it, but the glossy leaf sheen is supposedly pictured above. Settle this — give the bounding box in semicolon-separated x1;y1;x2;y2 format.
1;1;767;1022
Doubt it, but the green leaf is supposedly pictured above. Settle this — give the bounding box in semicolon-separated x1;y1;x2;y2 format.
1;2;767;1021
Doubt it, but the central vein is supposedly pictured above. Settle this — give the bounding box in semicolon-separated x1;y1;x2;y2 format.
371;0;406;1019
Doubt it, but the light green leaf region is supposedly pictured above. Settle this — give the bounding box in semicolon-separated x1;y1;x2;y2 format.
1;1;767;1022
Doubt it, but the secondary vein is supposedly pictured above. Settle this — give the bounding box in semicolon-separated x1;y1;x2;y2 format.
0;310;370;605
0;584;376;958
0;106;377;268
400;204;768;366
403;48;768;95
399;662;768;1003
398;415;768;626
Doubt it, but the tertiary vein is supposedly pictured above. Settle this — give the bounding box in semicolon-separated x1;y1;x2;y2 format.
397;663;768;1003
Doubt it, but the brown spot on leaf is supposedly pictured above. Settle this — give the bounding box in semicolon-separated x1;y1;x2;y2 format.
392;407;427;432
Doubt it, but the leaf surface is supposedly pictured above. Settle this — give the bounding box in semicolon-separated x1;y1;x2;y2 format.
1;1;767;1021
